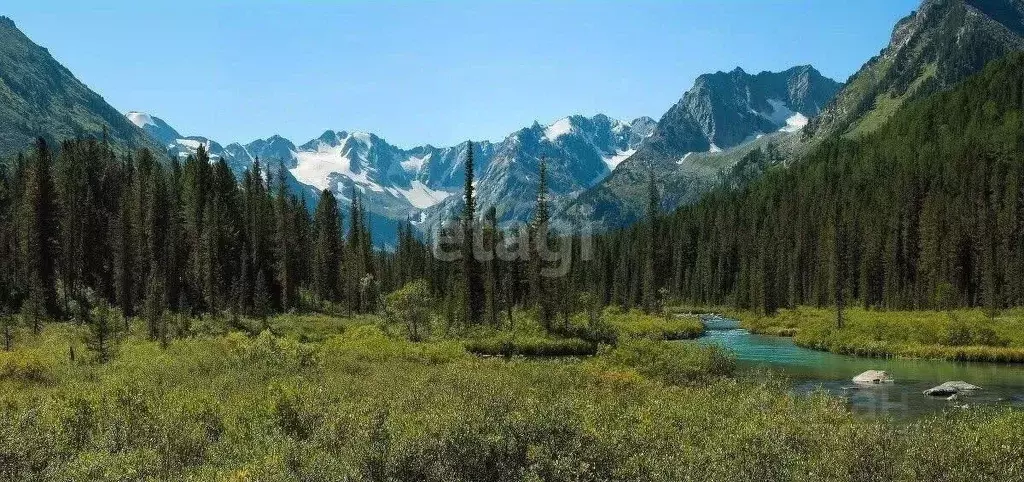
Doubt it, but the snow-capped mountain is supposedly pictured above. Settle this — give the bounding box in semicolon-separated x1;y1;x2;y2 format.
125;111;651;236
418;114;655;228
425;114;655;225
627;65;841;165
126;111;233;167
561;65;842;229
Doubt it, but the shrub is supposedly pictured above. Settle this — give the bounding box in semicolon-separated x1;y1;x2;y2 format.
604;308;704;341
0;351;55;384
603;339;736;385
384;280;434;341
464;335;597;357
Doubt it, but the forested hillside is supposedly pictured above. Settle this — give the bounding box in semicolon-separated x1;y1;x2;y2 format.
595;52;1024;313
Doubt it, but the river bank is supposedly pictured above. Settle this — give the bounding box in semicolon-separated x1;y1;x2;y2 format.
734;307;1024;363
693;316;1024;417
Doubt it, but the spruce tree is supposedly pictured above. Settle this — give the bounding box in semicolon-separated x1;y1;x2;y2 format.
642;172;659;314
274;162;297;311
461;142;484;325
312;189;341;303
485;206;500;327
20;137;59;331
530;156;553;330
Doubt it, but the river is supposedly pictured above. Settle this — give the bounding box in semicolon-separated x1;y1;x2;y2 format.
689;316;1024;417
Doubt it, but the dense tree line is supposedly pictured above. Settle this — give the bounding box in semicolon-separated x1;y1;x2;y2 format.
0;138;382;343
561;52;1024;314
5;53;1024;344
391;52;1024;321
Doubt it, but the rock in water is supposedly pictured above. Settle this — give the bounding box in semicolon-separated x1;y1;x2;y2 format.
853;370;894;384
924;381;982;397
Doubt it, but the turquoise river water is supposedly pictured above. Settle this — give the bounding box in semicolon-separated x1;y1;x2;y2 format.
689;316;1024;417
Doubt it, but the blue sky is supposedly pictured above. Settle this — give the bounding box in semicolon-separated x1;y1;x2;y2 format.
7;0;919;148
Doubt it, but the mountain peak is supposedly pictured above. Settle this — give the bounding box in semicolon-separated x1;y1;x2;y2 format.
809;0;1024;139
544;117;576;141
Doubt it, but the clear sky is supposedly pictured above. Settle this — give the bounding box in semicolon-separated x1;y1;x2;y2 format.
7;0;919;148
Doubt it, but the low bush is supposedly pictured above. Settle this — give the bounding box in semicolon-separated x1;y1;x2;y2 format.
604;308;704;341
0;351;55;384
464;335;597;357
602;339;736;385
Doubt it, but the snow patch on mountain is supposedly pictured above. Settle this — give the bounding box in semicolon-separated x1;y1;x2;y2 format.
602;149;636;170
402;153;430;173
763;99;796;125
176;138;209;151
126;111;156;128
780;113;808;132
291;144;376;191
388;181;453;209
544;117;574;141
763;98;807;132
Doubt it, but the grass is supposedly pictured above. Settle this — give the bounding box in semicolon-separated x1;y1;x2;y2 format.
603;307;705;341
599;339;737;385
457;307;703;358
0;311;1023;479
845;62;938;138
739;306;1024;362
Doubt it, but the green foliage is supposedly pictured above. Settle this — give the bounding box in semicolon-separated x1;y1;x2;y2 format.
463;334;597;357
384;280;434;341
84;302;121;363
602;339;735;385
603;307;705;341
0;350;54;383
745;306;1024;362
0;320;1022;480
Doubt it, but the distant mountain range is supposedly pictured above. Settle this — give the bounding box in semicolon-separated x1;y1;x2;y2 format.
124;66;831;234
4;0;1024;243
124;110;656;230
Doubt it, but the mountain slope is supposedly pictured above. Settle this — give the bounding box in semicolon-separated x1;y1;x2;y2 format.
807;0;1024;139
561;66;841;228
0;17;158;157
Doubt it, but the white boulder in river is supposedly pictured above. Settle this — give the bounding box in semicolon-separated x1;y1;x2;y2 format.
924;381;982;397
853;370;895;384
